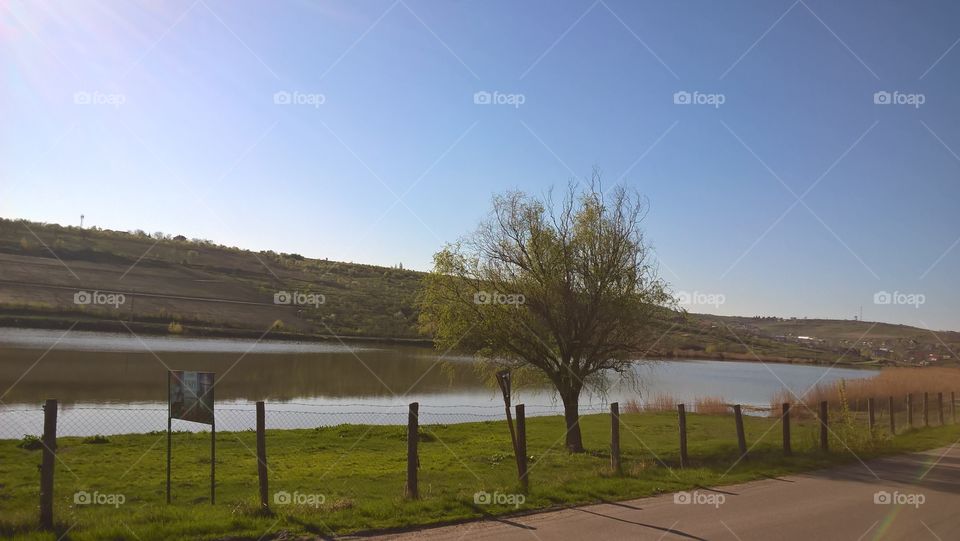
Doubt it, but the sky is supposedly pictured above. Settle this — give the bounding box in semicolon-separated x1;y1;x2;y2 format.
1;0;959;331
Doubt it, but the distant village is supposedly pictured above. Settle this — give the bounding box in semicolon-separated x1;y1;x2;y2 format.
739;316;957;366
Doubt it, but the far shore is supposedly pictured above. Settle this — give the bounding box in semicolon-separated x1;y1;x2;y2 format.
0;316;885;369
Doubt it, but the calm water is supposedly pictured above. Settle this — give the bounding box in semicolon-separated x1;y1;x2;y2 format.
0;328;877;437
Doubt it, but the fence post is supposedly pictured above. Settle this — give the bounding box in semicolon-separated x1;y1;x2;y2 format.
938;393;944;425
610;402;621;475
516;404;528;492
782;403;791;456
406;402;419;499
39;398;58;530
907;394;914;428
256;401;268;512
888;396;895;435
733;405;747;459
867;398;875;434
923;392;929;427
819;401;829;452
678;404;688;468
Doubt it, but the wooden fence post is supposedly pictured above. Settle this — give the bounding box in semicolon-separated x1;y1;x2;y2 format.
938;393;944;425
907;394;914;428
923;392;929;427
610;403;621;475
888;396;895;435
516;404;528;492
678;404;688;468
256;401;268;512
733;405;747;459
867;398;875;434
819;401;829;452
782;403;791;456
39;398;58;530
406;402;419;499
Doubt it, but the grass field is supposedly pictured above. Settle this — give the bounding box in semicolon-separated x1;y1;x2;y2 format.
2;409;960;540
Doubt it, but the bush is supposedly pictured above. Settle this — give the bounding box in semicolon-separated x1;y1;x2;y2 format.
17;435;42;450
167;321;184;334
82;434;110;444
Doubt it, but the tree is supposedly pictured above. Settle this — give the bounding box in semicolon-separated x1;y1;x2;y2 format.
419;178;672;452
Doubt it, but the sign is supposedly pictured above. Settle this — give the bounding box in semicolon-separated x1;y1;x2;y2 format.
168;371;215;425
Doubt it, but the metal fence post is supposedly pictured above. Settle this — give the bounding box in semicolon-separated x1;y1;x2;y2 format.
733;405;747;459
678;404;688;468
819;401;829;452
39;399;58;530
610;402;621;475
256;401;268;512
406;402;419;499
516;404;528;492
782;403;791;456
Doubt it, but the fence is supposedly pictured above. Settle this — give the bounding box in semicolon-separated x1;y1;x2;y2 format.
5;391;958;533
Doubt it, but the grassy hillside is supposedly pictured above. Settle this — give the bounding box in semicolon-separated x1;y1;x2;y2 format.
0;217;956;365
0;218;421;339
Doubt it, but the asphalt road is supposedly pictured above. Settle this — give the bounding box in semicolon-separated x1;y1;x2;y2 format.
368;446;960;541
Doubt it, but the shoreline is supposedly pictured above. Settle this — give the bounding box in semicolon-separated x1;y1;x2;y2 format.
0;317;881;368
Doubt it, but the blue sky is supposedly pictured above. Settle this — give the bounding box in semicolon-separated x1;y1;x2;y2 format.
2;0;959;330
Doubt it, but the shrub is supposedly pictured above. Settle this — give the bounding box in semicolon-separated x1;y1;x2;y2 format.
167;321;184;334
17;435;42;450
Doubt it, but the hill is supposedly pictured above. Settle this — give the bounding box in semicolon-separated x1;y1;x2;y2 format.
1;217;957;366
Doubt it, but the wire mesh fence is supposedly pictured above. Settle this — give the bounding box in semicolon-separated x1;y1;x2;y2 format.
3;393;959;535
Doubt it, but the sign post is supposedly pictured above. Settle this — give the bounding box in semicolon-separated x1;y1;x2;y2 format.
496;370;523;483
167;370;216;504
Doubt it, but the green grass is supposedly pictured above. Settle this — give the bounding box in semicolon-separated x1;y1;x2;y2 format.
2;411;959;540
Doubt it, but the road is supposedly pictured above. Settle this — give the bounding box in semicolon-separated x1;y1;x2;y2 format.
367;446;960;541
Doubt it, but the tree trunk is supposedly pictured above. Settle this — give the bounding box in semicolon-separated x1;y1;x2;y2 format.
561;390;584;453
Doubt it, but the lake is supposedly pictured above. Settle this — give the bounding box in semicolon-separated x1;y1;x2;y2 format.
0;328;877;437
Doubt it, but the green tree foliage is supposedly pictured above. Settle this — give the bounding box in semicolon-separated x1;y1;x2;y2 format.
419;178;672;452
